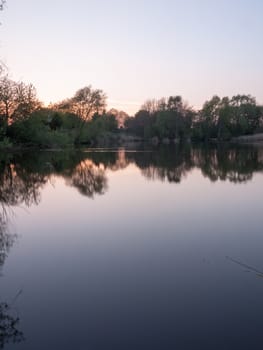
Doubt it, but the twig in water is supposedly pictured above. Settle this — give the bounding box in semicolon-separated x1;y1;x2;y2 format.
226;256;263;277
11;289;23;306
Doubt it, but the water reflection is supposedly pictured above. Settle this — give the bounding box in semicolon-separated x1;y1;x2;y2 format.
0;151;110;205
0;145;262;208
0;145;263;349
129;146;193;183
193;146;261;183
65;159;107;197
0;208;24;348
0;211;15;271
0;300;24;348
130;145;263;183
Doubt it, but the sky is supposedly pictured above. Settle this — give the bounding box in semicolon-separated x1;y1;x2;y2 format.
0;0;263;115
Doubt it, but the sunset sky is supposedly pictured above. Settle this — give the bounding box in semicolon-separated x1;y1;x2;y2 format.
1;0;262;115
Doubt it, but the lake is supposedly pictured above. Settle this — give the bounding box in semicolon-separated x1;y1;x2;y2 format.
1;144;263;349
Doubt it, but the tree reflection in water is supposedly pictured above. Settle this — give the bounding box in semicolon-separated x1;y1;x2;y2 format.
0;145;262;205
127;145;263;184
0;208;24;348
0;301;24;348
65;159;107;197
192;146;260;183
0;145;262;347
0;211;15;271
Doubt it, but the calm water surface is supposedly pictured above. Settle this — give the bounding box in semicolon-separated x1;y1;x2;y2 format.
1;145;263;349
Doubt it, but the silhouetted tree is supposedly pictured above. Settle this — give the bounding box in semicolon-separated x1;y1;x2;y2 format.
0;77;15;134
56;86;107;144
127;95;194;142
12;82;41;122
0;77;41;139
194;94;263;141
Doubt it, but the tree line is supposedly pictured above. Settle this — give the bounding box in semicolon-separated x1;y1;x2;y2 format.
0;1;263;148
0;71;119;148
125;95;263;143
0;69;263;148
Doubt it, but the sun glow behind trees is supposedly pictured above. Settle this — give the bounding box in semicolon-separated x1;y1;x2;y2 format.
0;2;262;147
1;0;263;114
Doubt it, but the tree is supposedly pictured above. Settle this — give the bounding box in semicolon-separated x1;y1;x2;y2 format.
0;77;15;133
198;96;221;140
56;85;107;143
167;96;184;113
125;110;151;138
229;95;260;135
71;86;106;121
126;95;194;141
12;82;41;122
196;94;262;140
141;98;166;114
0;77;41;139
152;96;193;140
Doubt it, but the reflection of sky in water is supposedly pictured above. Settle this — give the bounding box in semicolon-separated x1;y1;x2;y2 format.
1;148;263;349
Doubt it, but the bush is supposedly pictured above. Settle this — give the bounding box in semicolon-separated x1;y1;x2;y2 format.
7;114;74;148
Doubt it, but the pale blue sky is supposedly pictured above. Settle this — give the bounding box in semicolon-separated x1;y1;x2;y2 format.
1;0;262;114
